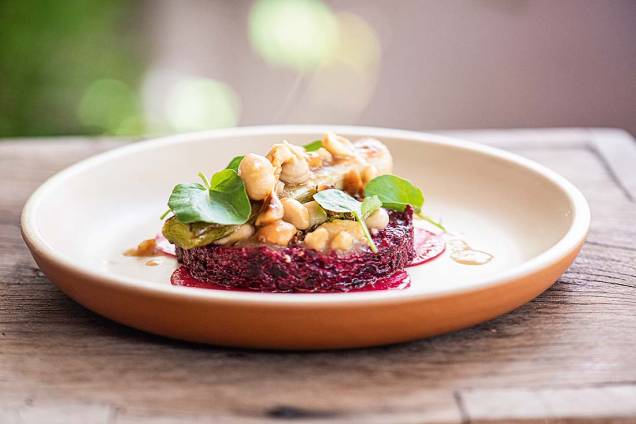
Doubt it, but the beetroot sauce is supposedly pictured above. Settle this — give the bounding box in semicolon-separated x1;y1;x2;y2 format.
169;228;443;293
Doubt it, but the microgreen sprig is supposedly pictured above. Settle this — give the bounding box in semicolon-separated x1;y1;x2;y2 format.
313;189;381;253
303;140;323;152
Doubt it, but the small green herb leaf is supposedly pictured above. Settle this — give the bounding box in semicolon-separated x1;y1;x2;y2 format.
313;189;379;253
226;155;244;172
361;195;382;219
303;140;323;152
364;175;424;212
168;169;251;225
313;189;359;213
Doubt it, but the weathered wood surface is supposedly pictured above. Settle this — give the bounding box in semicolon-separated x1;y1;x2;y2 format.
1;128;635;424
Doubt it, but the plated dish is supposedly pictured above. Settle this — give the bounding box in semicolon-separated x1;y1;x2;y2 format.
129;133;453;293
21;126;590;349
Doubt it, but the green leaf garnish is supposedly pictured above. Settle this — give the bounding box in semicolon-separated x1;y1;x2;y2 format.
364;175;424;212
226;155;244;172
361;195;382;219
313;189;380;253
167;169;251;225
303;140;323;152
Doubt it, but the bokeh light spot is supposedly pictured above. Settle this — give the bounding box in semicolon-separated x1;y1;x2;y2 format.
165;78;240;132
249;0;338;71
78;79;142;134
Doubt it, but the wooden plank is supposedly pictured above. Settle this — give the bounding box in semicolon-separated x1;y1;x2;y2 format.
459;385;636;423
588;128;636;201
0;396;113;424
1;129;635;423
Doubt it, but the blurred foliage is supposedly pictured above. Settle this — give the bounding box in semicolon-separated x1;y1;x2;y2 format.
0;0;144;137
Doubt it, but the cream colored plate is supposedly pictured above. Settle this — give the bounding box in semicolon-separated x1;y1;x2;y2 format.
21;126;590;349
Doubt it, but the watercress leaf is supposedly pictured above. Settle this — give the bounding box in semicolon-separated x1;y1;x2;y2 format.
313;189;361;214
168;183;211;224
313;189;378;253
226;155;244;172
303;140;323;152
364;175;424;212
208;169;252;224
167;170;251;225
361;195;382;219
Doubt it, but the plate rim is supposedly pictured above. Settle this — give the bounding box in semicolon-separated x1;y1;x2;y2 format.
21;125;591;306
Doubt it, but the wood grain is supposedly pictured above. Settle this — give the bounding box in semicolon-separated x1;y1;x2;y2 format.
1;129;634;423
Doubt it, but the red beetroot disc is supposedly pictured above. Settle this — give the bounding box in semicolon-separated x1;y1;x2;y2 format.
174;207;415;293
171;266;411;292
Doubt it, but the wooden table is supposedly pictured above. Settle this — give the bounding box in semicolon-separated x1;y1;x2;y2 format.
1;128;635;424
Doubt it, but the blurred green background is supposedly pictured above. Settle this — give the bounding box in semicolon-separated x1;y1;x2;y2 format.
0;0;144;137
1;0;635;138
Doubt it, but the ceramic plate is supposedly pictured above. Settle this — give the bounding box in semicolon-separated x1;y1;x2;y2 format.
21;126;590;349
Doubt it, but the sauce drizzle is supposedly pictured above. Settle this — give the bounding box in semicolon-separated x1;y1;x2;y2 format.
408;228;446;267
446;238;493;265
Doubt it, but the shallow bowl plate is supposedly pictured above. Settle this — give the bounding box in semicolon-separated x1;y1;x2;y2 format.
21;126;590;349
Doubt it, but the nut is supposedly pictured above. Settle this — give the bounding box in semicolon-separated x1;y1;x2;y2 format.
306;147;333;169
256;220;297;246
267;141;311;184
255;191;284;226
342;168;363;196
239;153;276;201
317;147;333;163
215;224;255;245
303;200;328;227
281;197;310;230
303;227;329;251
330;231;354;251
280;155;311;184
322;132;355;159
365;208;389;230
306;151;323;169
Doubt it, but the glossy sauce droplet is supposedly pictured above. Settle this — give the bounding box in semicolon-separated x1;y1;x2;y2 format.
447;239;493;265
145;259;161;267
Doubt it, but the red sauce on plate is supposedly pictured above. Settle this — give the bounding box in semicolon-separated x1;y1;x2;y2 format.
408;228;446;267
169;228;444;292
154;234;176;257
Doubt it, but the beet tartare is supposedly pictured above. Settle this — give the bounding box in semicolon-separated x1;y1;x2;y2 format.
156;132;443;292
